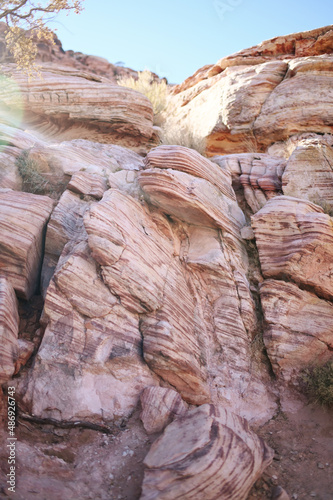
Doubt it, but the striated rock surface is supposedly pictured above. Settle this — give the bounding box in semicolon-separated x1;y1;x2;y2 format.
172;26;333;94
251;196;333;300
282;137;333;209
41;189;89;295
141;404;274;500
0;190;54;299
140;386;187;434
1;64;154;152
260;280;333;383
22;247;158;423
167;27;333;156
0;277;19;383
67;172;107;199
212;152;286;213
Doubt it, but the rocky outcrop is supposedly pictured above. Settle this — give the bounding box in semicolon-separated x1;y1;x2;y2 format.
212;152;286;213
141;404;274;500
282;137;333;210
260;280;333;383
173;25;333;94
140;387;187;434
0;190;54;299
167;27;333;156
0;277;19;383
0;21;148;83
2;24;333;500
1;64;154;152
251;196;333;300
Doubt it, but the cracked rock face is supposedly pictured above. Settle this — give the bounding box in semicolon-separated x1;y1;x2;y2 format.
17;145;277;426
1;24;333;500
140;404;274;500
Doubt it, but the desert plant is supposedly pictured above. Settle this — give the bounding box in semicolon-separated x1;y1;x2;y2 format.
301;361;333;408
310;197;333;217
16;150;50;194
160;125;207;156
118;70;168;125
0;0;83;73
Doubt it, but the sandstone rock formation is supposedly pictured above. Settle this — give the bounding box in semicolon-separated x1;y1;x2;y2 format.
282;137;333;209
1;64;154;152
0;21;148;83
1;23;333;500
212;152;286;213
140;386;187;434
0;189;54;299
251;196;333;300
260;280;333;382
0;277;19;383
141;404;274;500
166;26;333;156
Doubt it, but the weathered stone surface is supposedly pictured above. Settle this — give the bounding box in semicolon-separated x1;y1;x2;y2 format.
141;404;274;500
140;386;187;434
217;25;333;70
22;246;158;423
144;145;235;200
41;189;89;295
165;61;288;156
212;153;286;213
84;190;210;405
0;276;19;383
167;28;333;156
253;55;333;147
27;138;144;179
172;26;333;95
137;147;274;420
84;190;173;313
282;137;333;209
2;64;154;152
14;339;35;375
138;168;245;236
140;258;211;405
67;172;107;199
0;190;54;299
260;280;333;382
252;196;333;300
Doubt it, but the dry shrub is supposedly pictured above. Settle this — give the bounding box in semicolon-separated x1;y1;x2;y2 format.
301;361;333;408
16;150;66;198
118;70;168;125
160;125;207;156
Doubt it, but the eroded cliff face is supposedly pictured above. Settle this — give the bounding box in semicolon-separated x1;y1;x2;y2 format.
167;25;333;156
0;25;333;500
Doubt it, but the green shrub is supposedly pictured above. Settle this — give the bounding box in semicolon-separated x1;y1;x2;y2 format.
16;150;50;194
118;70;168;125
301;361;333;407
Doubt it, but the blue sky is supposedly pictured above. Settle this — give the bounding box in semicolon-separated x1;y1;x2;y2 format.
51;0;333;84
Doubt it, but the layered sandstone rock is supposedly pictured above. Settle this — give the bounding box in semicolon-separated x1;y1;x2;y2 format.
212;153;286;213
166;27;333;156
22;251;158;423
173;25;333;94
1;64;154;151
251;196;333;300
282;137;333;209
0;190;54;299
0;277;19;383
141;404;274;500
260;280;333;382
140;386;187;434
